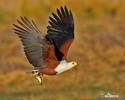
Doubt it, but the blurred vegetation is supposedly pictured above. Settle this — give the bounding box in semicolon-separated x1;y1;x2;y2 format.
0;0;125;100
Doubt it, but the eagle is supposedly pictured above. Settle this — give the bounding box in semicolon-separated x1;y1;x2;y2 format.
13;6;78;84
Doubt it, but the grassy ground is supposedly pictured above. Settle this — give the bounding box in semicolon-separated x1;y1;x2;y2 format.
0;0;125;100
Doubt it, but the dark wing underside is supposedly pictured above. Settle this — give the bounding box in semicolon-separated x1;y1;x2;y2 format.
13;17;46;68
46;6;74;60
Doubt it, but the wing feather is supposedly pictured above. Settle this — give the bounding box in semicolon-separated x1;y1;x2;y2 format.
13;17;46;68
46;6;74;60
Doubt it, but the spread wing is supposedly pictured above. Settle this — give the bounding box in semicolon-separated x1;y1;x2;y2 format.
46;6;74;61
13;17;46;68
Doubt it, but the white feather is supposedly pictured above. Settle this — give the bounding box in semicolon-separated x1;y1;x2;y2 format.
55;60;75;74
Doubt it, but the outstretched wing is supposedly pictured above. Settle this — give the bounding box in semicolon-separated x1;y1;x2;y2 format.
46;6;74;61
13;17;46;68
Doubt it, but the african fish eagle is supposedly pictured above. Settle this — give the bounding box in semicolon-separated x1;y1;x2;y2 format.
13;6;78;84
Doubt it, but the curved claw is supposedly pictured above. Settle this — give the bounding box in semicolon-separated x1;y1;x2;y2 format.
33;72;42;85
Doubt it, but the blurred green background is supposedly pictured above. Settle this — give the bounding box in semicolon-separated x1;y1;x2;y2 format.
0;0;125;100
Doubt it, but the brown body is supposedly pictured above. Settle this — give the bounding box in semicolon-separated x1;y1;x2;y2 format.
38;39;73;75
39;67;57;75
38;39;59;75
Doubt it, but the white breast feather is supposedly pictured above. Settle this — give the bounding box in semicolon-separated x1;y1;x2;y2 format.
54;60;74;74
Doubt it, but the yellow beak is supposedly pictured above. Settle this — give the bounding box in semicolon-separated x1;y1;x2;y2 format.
73;62;78;66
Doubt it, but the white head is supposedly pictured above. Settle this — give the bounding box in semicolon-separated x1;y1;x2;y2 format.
54;60;78;75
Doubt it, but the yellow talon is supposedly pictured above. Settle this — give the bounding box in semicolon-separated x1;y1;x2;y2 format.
33;72;42;85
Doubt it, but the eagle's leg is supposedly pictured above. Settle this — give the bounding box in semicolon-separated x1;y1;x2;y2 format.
33;71;42;85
